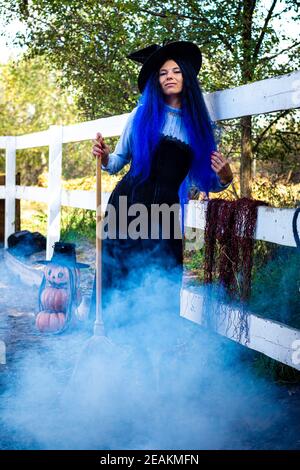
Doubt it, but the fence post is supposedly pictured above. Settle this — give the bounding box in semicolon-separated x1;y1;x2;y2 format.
46;125;63;260
4;136;16;248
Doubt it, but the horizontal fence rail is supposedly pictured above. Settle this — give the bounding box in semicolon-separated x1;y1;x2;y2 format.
186;201;300;248
206;70;300;120
0;70;297;151
180;287;300;371
0;70;299;369
6;186;300;248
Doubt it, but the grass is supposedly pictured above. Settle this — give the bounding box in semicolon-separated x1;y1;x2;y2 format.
20;200;48;236
184;248;205;283
21;201;96;243
60;208;96;243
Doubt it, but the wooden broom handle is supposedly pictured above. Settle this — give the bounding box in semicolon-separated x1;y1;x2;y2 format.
94;157;104;335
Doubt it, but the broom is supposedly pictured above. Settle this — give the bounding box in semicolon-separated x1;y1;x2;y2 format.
64;138;166;412
67;142;127;393
84;143;113;347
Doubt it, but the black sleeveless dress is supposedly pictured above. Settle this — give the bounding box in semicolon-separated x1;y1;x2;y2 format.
89;135;193;322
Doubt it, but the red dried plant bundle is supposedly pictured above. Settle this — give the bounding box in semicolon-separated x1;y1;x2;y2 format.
204;197;267;301
203;197;268;341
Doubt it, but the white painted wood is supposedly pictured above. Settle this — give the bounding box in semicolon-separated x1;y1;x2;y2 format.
61;70;300;143
46;125;63;260
15;186;49;203
0;340;6;365
4;137;16;248
185;200;300;248
16;130;49;150
10;188;299;249
185;200;208;231
61;189;110;211
61;189;96;210
14;186;111;209
60;71;300;144
62;113;130;143
181;287;300;371
0;137;6;149
0;187;5;199
256;206;300;247
206;70;300;121
4;250;44;287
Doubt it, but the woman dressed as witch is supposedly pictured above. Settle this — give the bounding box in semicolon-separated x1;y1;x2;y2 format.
90;41;233;323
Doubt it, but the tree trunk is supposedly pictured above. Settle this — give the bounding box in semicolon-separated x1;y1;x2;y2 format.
240;115;253;197
240;0;255;197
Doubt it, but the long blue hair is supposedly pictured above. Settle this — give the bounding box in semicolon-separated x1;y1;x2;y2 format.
130;58;217;227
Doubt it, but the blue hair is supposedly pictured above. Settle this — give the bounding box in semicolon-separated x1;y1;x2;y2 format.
130;58;217;228
175;58;217;193
130;72;166;182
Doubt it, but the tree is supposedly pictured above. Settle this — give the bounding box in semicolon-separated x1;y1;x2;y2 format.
133;0;300;195
1;0;141;118
0;55;91;184
1;0;299;195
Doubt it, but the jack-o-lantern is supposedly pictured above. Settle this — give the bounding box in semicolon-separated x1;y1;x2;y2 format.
36;311;66;333
45;265;70;287
35;242;89;334
41;285;69;312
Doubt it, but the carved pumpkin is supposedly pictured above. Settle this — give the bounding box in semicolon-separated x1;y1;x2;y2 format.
35;311;66;333
36;242;88;334
37;264;83;333
44;265;70;287
41;286;69;312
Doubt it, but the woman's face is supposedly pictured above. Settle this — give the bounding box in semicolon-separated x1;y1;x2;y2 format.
158;59;183;96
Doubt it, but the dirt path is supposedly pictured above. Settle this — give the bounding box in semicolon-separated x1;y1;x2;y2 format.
0;247;91;449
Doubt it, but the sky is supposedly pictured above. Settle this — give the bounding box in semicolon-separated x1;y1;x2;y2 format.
0;16;26;63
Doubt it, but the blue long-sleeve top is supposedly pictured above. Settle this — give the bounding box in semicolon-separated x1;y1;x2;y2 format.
102;104;232;193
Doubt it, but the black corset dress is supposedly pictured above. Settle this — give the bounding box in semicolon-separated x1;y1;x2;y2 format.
89;135;193;318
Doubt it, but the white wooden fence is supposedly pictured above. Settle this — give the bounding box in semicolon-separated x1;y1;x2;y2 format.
0;70;300;369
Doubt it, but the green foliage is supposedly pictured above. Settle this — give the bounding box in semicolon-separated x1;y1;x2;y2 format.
60;207;96;242
251;351;300;384
2;0;142;119
0;151;4;173
1;0;299;188
21;202;97;242
250;244;300;329
0;56;84;184
20;201;48;235
252;110;300;184
252;179;300;208
184;248;205;280
0;56;77;133
2;0;299;112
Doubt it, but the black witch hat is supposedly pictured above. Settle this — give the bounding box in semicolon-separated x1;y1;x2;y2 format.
36;242;89;269
128;40;202;92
